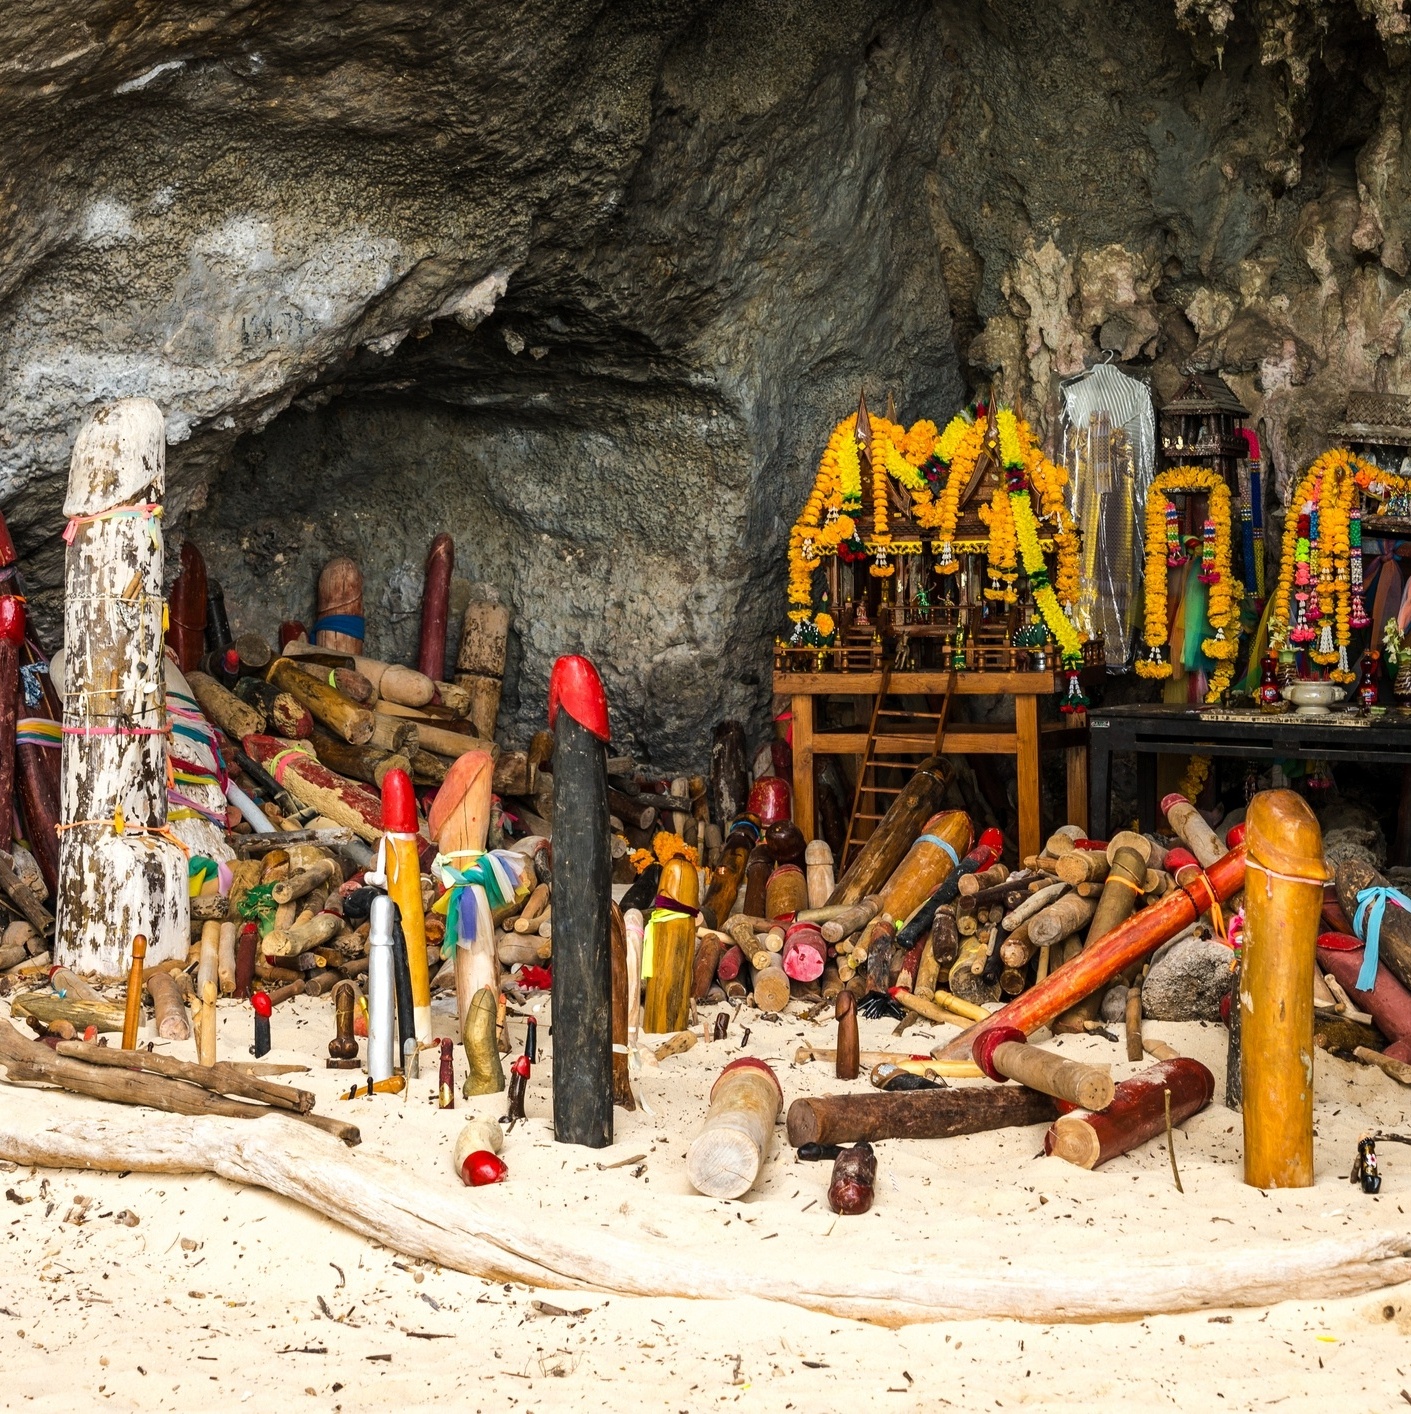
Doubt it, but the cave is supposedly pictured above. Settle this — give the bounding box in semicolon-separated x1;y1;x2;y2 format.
5;0;1408;770
8;0;1411;1384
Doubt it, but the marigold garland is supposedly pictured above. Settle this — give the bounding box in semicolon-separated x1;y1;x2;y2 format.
785;404;1083;646
1269;449;1388;685
629;830;699;876
1137;467;1239;682
1178;754;1211;804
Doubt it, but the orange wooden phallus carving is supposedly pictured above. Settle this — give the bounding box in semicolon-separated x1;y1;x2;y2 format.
936;841;1247;1060
1241;788;1328;1190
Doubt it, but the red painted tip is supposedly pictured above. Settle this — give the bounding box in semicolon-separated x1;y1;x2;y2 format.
251;991;273;1018
972;1024;1025;1082
1316;931;1362;953
380;768;417;833
548;655;610;742
510;1054;531;1078
711;1056;783;1102
1165;847;1198;872
1160;792;1190;814
223;646;240;672
1224;821;1247;849
460;1151;508;1187
977;827;1004;854
0;595;24;645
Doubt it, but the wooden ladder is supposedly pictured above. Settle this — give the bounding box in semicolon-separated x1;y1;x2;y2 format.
841;666;956;869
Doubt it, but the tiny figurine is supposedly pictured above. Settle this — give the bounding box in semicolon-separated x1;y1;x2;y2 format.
1351;1136;1381;1194
326;979;360;1070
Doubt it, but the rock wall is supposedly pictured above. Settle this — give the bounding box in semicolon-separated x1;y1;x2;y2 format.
0;0;1408;761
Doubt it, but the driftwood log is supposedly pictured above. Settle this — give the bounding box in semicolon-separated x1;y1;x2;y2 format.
1336;858;1411;993
56;399;188;975
3;1107;1410;1324
827;757;954;907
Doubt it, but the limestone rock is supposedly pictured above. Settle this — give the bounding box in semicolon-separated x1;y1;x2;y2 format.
1142;936;1235;1022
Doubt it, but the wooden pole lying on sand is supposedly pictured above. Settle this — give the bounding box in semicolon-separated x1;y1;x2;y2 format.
787;1084;1059;1147
686;1058;782;1199
972;1026;1114;1110
549;654;614;1149
1241;788;1327;1189
55;398;189;976
1045;1057;1214;1170
936;842;1247;1060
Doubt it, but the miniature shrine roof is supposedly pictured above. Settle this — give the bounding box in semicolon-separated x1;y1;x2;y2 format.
1162;371;1249;419
1332;390;1411;447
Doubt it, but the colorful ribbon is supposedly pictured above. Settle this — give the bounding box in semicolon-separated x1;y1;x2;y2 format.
16;718;61;749
642;907;691;980
1353;885;1411;991
313;614;365;640
62;502;162;549
917;835;959;868
431;849;533;959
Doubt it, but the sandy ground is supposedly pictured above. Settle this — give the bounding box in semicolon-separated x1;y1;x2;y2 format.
2;991;1411;1413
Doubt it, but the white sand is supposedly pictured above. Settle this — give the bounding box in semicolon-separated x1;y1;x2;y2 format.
2;992;1410;1411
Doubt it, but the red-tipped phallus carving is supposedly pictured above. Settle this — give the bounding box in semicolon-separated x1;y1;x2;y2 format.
548;655;611;743
251;991;273;1018
380;767;418;834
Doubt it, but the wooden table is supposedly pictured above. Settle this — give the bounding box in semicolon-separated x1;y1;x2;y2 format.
1088;702;1411;840
776;669;1090;861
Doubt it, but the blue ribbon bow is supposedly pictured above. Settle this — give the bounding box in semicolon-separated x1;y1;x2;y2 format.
1353;885;1411;992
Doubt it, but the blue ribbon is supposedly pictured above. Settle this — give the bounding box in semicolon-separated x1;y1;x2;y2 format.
918;834;959;869
313;614;366;640
1353;885;1411;991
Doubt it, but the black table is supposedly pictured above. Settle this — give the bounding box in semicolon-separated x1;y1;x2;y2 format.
1087;702;1411;837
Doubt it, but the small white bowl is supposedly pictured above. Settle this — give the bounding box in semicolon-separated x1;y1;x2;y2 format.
1281;680;1344;716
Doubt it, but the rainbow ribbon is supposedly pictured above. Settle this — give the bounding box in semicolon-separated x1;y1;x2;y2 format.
431;849;533;959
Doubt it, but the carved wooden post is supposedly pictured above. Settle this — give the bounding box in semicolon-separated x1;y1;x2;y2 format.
56;399;188;976
455;584;509;741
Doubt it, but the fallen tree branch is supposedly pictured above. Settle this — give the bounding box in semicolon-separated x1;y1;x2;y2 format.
53;1042;315;1113
0;1107;1407;1326
0;1023;356;1145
